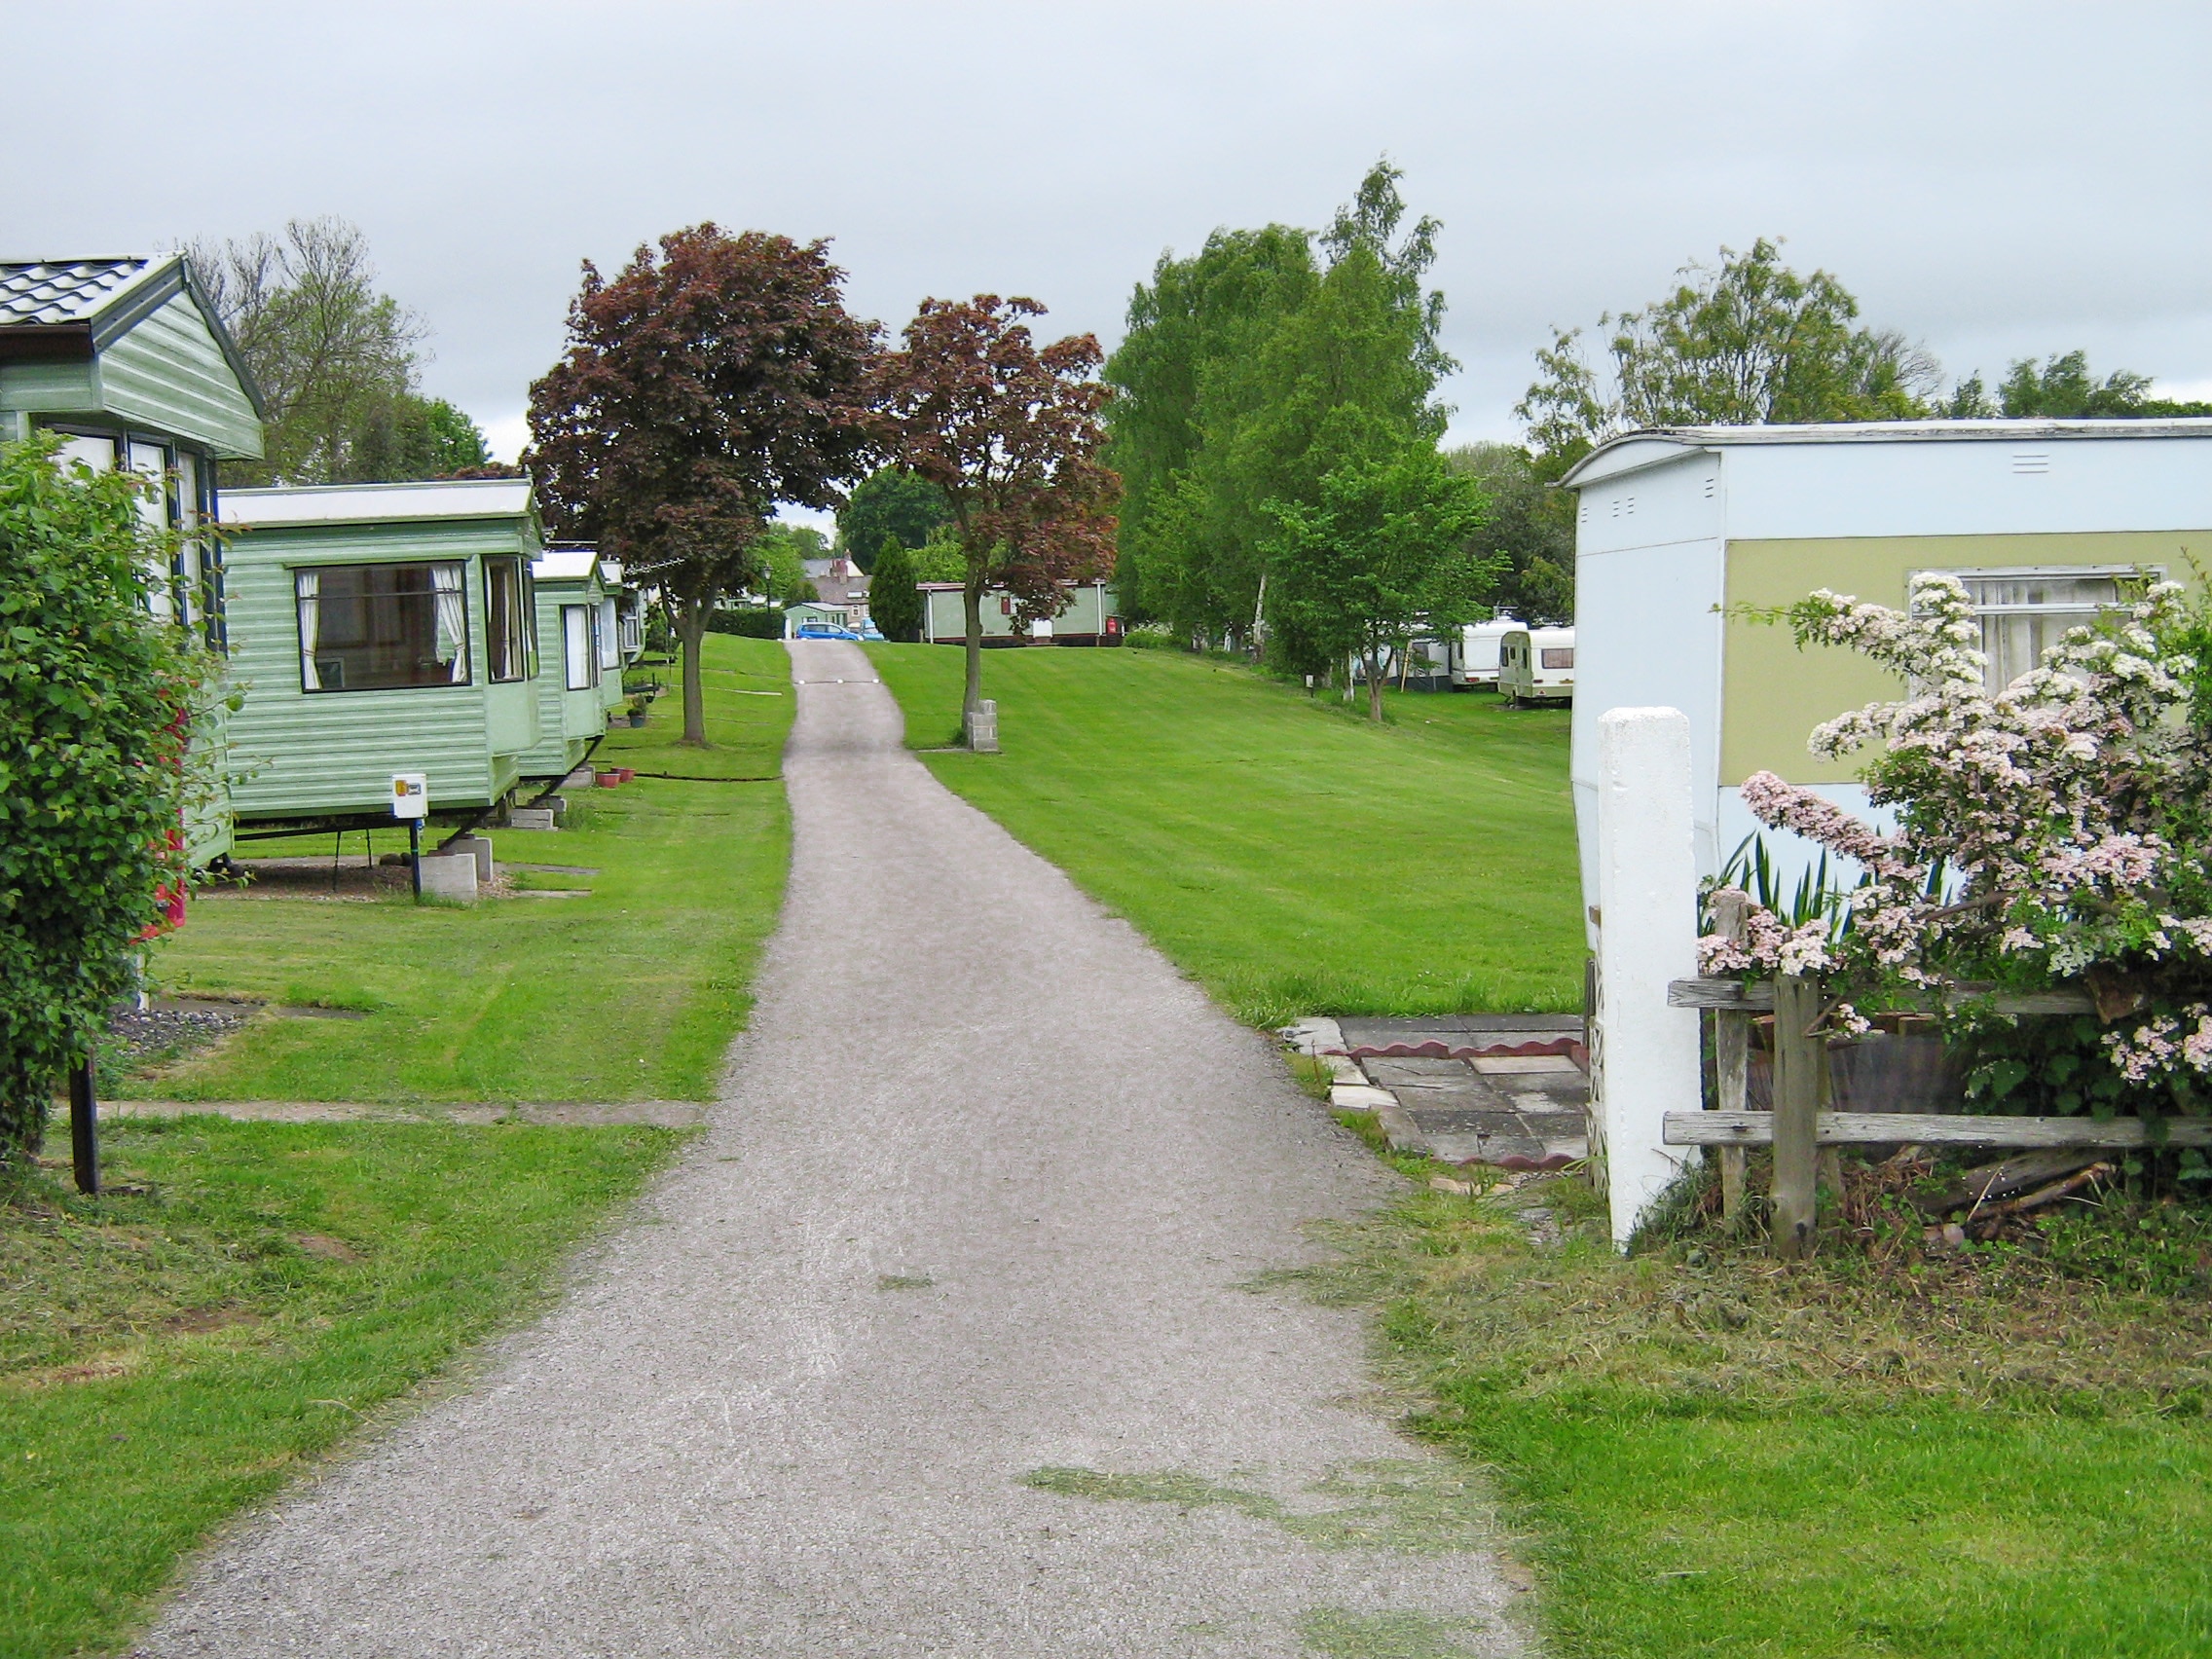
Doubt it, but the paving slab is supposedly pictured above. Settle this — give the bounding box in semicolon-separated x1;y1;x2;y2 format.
137;640;1525;1659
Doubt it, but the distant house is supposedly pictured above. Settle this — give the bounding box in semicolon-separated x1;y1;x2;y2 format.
1561;418;2212;917
921;580;1121;646
809;554;871;630
218;479;547;831
0;254;268;863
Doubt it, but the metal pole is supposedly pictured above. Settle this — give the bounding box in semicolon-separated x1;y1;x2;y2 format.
409;818;423;901
69;1057;99;1197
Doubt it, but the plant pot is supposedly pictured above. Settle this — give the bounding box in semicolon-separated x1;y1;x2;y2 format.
597;773;622;789
628;713;646;727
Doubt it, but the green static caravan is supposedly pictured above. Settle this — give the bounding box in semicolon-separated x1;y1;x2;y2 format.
0;255;268;863
597;556;646;677
517;545;616;781
919;580;1122;645
218;480;546;834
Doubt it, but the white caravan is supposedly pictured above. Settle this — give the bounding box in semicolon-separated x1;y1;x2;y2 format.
1498;626;1575;704
1454;615;1525;688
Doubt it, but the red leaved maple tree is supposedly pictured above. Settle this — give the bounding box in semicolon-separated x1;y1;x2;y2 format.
872;296;1119;731
526;226;878;745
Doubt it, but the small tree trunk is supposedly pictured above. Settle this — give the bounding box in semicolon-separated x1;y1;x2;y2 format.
1364;645;1385;722
962;579;985;727
677;599;712;748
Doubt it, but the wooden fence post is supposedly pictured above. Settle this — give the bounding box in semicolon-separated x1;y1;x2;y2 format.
1770;972;1822;1259
1709;891;1750;1225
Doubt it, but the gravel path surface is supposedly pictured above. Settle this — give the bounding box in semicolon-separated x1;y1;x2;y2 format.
138;641;1524;1658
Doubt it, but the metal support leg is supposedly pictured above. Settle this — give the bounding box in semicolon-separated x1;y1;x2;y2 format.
69;1058;99;1197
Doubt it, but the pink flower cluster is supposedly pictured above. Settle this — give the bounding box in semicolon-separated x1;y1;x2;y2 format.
2106;1007;2212;1084
1719;571;2212;1088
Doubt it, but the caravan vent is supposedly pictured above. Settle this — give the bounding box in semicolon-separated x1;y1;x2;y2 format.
1610;495;1636;518
1703;475;1717;499
2012;452;2051;475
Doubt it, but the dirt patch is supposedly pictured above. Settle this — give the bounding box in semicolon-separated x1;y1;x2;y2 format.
291;1233;363;1263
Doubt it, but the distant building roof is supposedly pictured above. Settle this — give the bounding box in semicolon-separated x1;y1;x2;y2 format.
1561;418;2212;487
221;477;536;528
532;548;600;582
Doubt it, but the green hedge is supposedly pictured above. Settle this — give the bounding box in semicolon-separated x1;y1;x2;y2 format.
707;608;785;640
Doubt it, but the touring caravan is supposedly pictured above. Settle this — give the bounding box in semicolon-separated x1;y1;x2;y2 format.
1453;615;1525;689
1498;626;1574;704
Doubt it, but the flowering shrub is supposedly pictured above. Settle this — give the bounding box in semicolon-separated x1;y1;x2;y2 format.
1702;571;2212;1113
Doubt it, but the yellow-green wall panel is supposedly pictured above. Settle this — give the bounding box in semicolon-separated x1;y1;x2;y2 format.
1722;530;2209;784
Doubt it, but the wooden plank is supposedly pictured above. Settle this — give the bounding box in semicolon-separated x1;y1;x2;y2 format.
1667;977;2094;1016
1708;893;1751;1228
1670;978;1774;1009
1770;974;1823;1259
1666;1112;2212;1148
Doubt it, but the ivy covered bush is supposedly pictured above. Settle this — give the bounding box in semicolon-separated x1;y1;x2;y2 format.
1703;571;2212;1122
0;437;209;1155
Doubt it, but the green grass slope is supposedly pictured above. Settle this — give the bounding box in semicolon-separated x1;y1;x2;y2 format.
866;643;1583;1022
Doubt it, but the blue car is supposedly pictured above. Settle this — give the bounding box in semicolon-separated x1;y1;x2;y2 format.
793;622;861;641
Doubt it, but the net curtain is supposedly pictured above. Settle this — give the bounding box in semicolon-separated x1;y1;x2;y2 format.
433;563;468;682
295;569;320;689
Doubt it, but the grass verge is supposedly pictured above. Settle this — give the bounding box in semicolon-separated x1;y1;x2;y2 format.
132;635;793;1103
0;1115;681;1658
1302;1161;2212;1658
865;644;1582;1022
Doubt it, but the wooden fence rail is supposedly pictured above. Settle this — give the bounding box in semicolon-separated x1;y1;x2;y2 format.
1665;972;2160;1258
1667;1112;2212;1149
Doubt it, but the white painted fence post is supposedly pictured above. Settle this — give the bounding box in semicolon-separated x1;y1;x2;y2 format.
1594;706;1703;1249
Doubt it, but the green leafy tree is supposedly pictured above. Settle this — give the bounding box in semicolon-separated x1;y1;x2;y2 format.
0;439;212;1155
756;524;823;606
1263;417;1493;721
872;294;1119;731
1105;223;1317;630
191;218;432;485
868;537;924;642
1968;350;2212;418
1105;162;1453;655
1518;238;1940;478
356;395;496;479
527;225;878;745
1443;443;1574;623
836;468;949;571
907;532;967;582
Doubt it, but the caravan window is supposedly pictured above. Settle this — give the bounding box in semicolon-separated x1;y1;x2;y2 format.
1937;568;2145;692
1540;646;1574;670
563;605;600;690
297;562;469;691
485;556;533;682
597;597;621;671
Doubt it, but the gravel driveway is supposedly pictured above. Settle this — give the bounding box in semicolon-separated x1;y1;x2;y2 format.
138;641;1523;1658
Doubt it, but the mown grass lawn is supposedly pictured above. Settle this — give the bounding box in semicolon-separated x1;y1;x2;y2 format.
131;635;793;1103
0;1119;681;1659
0;635;796;1655
1313;1137;2212;1659
866;643;1582;1022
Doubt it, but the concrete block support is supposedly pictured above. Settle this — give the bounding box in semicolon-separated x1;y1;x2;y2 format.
965;698;1000;754
1594;706;1703;1249
445;834;494;883
417;852;479;903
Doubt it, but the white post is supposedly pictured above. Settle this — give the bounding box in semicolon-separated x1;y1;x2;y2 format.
1593;706;1703;1249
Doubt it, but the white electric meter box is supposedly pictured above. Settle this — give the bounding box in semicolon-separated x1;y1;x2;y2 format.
390;773;430;820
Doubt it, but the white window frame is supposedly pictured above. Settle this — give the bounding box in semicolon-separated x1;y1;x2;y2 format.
1914;564;2157;694
562;604;599;691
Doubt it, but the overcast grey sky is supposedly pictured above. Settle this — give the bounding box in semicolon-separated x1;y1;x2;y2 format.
9;0;2209;515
